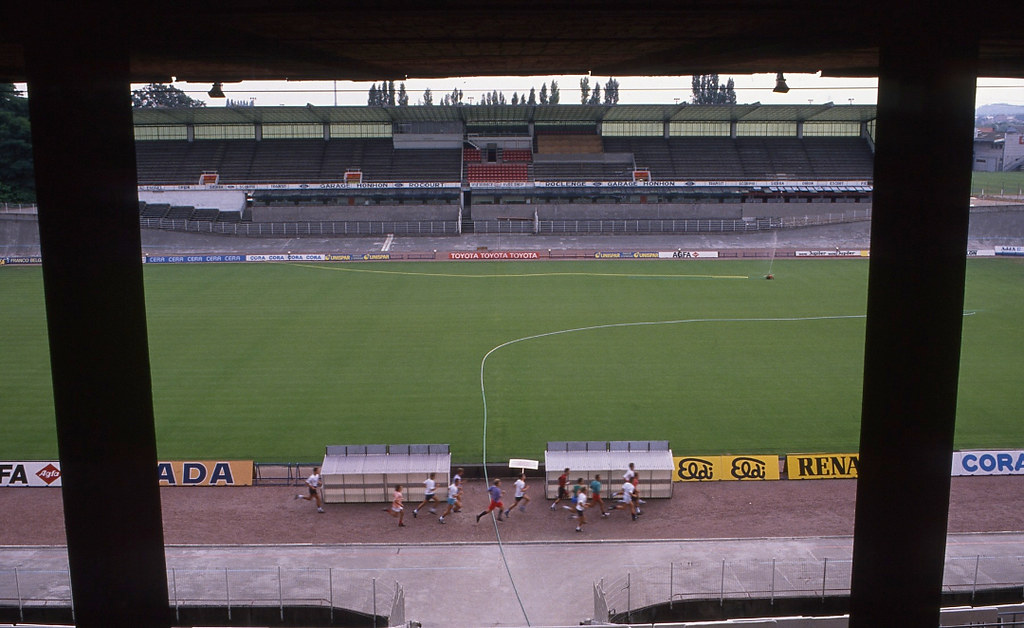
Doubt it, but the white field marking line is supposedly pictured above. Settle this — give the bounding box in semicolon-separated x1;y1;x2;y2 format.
381;234;394;252
291;262;748;280
478;313;866;628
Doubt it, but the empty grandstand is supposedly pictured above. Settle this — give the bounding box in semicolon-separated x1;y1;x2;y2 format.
134;103;875;237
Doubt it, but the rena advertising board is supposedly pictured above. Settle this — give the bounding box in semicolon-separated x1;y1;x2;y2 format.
953;450;1024;476
786;453;859;479
1;461;254;487
672;455;780;482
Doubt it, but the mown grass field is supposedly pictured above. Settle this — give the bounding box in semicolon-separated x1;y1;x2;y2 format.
972;170;1024;197
2;257;1022;463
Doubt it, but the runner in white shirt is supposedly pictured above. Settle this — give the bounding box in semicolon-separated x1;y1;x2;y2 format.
295;466;325;513
504;473;531;517
438;478;461;524
574;487;588;532
413;472;439;518
609;480;638;520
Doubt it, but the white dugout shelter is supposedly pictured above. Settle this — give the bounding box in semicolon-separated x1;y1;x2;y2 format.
321;444;451;503
544;440;675;499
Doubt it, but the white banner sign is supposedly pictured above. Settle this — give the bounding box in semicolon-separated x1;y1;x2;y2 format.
952;450;1024;476
0;461;62;487
658;251;719;259
245;254;326;262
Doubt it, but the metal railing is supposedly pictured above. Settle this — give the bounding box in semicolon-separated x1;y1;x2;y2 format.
137;207;870;239
778;207;872;228
0;567;404;627
139;217;459;237
534;217;781;234
253;461;321;486
595;554;1024;622
0;203;37;214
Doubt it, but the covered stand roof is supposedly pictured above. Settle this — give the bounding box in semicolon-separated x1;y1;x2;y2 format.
2;2;1024;82
133;104;879;127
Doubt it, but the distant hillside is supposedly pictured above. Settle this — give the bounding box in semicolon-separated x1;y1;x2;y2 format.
977;103;1024;117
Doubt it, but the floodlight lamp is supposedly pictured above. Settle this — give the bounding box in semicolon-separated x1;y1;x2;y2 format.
773;72;790;94
208;82;226;98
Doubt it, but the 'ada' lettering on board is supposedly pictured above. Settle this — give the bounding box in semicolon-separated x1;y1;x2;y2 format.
158;462;236;486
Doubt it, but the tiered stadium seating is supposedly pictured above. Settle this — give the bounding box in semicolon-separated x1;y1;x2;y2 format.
802;137;874;179
165;205;196;220
533;162;631;181
138;202;170;219
536;134;603;154
501;149;532;162
135;138;461;185
466;163;529;183
191;208;220;221
667;138;746;179
601;137;874;181
463;147;482;162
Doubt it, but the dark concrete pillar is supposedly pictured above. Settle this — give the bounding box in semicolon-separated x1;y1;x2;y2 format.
24;8;171;628
849;15;978;628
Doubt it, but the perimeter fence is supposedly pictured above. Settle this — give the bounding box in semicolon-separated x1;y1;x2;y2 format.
0;566;404;626
137;207;872;238
139;217;459;236
595;554;1024;623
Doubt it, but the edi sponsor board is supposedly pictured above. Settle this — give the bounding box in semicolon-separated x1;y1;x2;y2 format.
448;251;540;260
0;461;62;487
673;455;780;482
953;450;1024;476
786;453;859;479
157;461;254;486
658;251;720;259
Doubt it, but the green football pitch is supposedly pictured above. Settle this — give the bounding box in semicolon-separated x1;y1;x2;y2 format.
2;258;1022;463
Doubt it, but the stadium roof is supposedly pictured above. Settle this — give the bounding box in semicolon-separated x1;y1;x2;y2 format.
132;104;879;127
2;2;1023;82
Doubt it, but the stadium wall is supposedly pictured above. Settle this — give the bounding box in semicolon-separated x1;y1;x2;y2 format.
139;189;247;212
250;204;459;222
471;202;872;221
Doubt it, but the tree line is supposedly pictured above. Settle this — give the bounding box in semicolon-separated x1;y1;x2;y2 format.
0;84;33;203
366;75;735;106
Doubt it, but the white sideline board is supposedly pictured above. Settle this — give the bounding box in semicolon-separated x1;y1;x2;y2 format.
509;458;539;470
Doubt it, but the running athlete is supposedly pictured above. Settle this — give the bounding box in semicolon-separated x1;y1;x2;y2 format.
295;466;325;513
413;472;439;518
386;485;406;527
550;468;570;510
476;478;504;523
504;473;530;517
439;477;461;523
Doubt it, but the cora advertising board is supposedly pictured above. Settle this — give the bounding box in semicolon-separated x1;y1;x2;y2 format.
952;450;1024;476
2;461;254;487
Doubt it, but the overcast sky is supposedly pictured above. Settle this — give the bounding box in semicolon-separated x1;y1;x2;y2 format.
161;73;1024;109
15;72;1024;109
